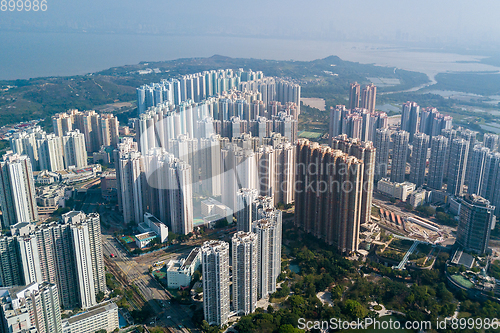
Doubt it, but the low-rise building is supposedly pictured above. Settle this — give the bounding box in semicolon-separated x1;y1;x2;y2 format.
377;178;416;202
135;231;157;249
58;164;102;184
61;302;119;333
34;170;60;185
135;213;169;247
201;198;233;222
92;146;111;165
36;184;73;214
142;213;168;243
166;248;201;289
409;188;428;208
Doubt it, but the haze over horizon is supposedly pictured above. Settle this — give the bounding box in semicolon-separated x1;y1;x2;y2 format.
2;0;500;51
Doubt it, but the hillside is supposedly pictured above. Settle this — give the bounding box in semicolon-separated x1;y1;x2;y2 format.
0;55;429;127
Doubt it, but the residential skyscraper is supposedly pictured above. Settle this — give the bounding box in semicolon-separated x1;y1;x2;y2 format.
236;188;259;232
390;131;409;183
199;134;222;197
0;152;38;229
329;105;345;139
442;128;459;180
348;82;360;110
468;145;490;196
409;133;429;188
374;128;391;181
37;134;65;172
252;215;282;299
295;139;363;252
459;128;478;185
0;235;23;287
113;137;138;212
331;135;376;226
231;232;258;316
100;114;120;148
479;152;500;217
401;102;420;143
361;84;377;113
16;232;43;285
9;126;44;171
62;211;106;299
201;240;230;327
456;194;496;254
220;144;258;212
167;160;194;235
62;129;87;169
52;111;75;137
447;138;470;197
119;151;145;224
484;133;499;152
427;135;448;190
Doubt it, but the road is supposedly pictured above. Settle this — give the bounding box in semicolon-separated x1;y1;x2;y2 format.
102;233;198;332
80;191;198;332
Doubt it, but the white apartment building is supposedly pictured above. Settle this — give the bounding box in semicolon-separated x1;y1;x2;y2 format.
62;129;87;169
0;152;39;229
232;231;258;316
201;240;230;326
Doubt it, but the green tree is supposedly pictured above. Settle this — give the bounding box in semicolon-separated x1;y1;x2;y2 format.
343;299;367;319
278;324;302;333
96;291;105;302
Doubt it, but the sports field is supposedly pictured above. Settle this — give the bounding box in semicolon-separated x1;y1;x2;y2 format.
452;274;474;289
153;268;167;279
121;235;135;243
298;131;323;139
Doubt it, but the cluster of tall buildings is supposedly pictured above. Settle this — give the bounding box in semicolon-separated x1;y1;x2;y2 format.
0;211;108;332
1;110;116;331
135;88;298;152
0;212;105;309
10;126;88;172
137;69;300;115
294;137;375;253
401;102;452;142
202;196;282;326
331;86;500;255
52;109;120;152
111;70;300;237
373;102;499;218
348;82;377;112
329;105;387;143
0;282;62;333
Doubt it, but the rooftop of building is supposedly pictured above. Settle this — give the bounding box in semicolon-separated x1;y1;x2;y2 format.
65;302;118;324
451;250;475;269
145;213;163;227
181;248;200;270
135;231;157;241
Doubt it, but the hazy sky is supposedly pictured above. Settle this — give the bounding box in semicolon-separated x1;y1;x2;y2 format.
2;0;500;49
